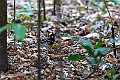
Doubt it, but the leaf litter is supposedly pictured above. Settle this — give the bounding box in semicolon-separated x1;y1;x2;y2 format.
1;0;120;80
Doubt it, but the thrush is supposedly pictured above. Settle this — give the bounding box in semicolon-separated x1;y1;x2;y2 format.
40;34;56;45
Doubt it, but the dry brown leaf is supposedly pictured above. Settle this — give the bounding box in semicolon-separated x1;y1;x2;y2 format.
105;56;116;63
48;54;58;61
7;46;13;51
52;44;57;49
9;52;16;56
16;52;25;57
68;40;74;46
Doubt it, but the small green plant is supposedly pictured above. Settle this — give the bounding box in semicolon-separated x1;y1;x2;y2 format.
13;1;37;23
106;68;115;79
68;37;111;79
68;38;111;64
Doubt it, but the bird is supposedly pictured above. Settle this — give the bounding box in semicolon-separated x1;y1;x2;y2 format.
40;33;56;45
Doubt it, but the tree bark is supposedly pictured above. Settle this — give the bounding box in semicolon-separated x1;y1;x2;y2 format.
0;0;8;72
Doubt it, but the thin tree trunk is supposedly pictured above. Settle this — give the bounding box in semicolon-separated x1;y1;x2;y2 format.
0;0;8;72
55;0;61;18
43;0;46;20
53;0;56;15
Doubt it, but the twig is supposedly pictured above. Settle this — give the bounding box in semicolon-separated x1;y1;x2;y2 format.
103;0;116;57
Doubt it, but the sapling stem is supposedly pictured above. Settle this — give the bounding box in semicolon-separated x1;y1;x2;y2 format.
103;0;116;57
53;0;56;15
43;0;46;20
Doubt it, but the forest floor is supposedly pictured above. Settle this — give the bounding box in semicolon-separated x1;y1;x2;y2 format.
0;0;120;80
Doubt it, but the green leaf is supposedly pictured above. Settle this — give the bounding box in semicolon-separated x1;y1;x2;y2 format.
0;23;26;41
7;18;11;23
68;54;84;61
12;24;26;40
100;7;106;13
65;17;70;21
88;57;97;64
82;45;94;56
79;39;93;48
41;14;44;21
0;24;11;33
48;18;51;22
110;0;120;4
71;37;79;41
107;69;115;79
91;23;102;30
80;7;87;13
107;38;117;43
94;2;104;8
102;21;109;28
97;15;101;20
95;41;103;49
73;17;77;20
94;47;111;58
63;33;69;37
110;69;115;75
25;16;32;21
79;39;94;56
107;73;113;79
